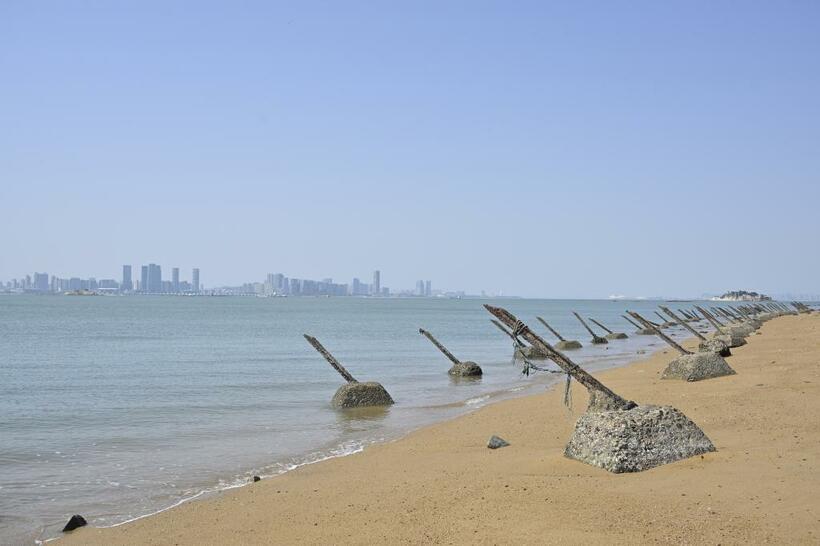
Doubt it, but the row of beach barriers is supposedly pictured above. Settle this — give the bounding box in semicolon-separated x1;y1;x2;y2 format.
304;300;812;473
55;300;814;534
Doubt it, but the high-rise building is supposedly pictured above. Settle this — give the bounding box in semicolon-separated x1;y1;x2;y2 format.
122;265;133;292
140;266;149;293
351;278;361;296
372;270;380;296
172;267;180;292
33;272;49;291
416;280;425;296
98;279;119;290
425;280;432;297
192;268;200;293
147;264;162;293
273;273;284;293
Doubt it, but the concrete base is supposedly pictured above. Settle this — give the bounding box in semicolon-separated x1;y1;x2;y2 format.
635;328;656;335
590;336;608;345
726;323;755;336
698;338;731;357
332;382;394;408
713;332;747;348
605;332;628;340
564;404;716;473
448;361;483;377
555;339;582;350
662;352;736;382
515;346;549;360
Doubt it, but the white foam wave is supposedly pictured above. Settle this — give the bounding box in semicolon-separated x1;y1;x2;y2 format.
93;439;369;532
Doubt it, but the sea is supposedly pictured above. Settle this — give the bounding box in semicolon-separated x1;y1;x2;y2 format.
0;295;726;544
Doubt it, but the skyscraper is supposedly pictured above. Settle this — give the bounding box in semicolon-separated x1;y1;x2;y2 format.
416;280;425;296
372;270;380;296
122;265;133;292
33;272;49;291
140;265;149;293
425;280;432;297
265;273;275;295
172;268;180;292
147;264;162;293
192;268;200;293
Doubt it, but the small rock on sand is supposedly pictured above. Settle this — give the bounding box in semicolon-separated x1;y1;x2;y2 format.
63;515;87;532
487;436;510;449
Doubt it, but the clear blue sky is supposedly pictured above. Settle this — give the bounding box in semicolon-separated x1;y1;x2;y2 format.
2;1;818;298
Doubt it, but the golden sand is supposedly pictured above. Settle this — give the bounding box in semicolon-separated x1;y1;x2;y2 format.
64;314;820;545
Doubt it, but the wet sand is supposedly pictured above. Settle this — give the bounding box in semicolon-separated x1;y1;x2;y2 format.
64;313;820;545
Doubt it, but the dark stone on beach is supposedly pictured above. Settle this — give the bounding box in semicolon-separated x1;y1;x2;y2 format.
331;381;394;409
487;435;510;449
662;352;736;382
62;515;87;532
564;404;716;473
448;361;483;377
555;339;582;350
605;332;628;340
253;476;261;482
514;345;549;359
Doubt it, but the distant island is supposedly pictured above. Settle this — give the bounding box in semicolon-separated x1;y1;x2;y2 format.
712;290;771;301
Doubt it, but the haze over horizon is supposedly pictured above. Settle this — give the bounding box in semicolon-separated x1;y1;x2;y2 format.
2;2;818;298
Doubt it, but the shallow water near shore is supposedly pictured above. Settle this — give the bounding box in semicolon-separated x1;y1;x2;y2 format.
0;295;719;543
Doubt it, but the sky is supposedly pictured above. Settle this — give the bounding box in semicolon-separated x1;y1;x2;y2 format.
1;1;818;298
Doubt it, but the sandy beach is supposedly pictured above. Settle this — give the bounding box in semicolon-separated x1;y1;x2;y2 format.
63;313;820;545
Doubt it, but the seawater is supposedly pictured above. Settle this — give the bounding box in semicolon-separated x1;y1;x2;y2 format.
0;295;719;543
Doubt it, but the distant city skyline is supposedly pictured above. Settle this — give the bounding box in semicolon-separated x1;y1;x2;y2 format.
3;263;819;301
1;263;202;295
1;265;466;298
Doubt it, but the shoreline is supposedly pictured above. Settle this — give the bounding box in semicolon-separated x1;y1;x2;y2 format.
63;313;820;544
84;348;658;535
31;328;663;543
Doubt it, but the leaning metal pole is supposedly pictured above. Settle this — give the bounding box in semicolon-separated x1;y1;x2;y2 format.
485;305;635;411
